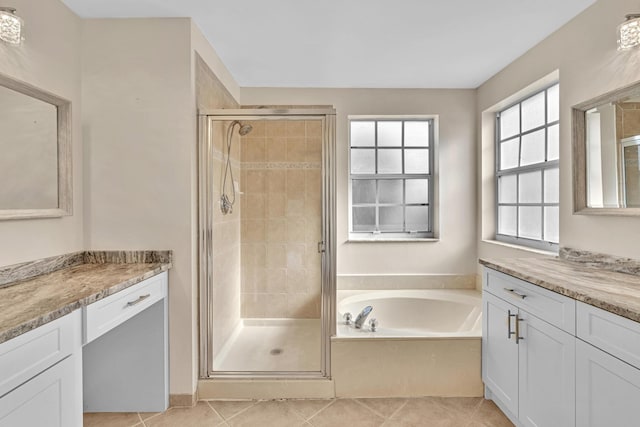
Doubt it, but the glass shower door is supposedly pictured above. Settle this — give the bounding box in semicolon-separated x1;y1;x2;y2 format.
200;114;332;377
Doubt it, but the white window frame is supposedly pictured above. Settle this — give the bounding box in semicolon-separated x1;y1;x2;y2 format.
495;84;560;252
348;115;438;241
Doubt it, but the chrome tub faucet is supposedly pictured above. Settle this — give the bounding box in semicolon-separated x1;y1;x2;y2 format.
354;305;373;329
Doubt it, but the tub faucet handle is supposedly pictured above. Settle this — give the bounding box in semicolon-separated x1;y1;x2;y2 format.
369;318;378;332
343;312;353;325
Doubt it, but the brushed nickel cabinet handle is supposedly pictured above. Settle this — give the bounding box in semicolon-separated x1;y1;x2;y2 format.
516;315;524;344
504;288;527;300
507;310;517;339
126;294;151;307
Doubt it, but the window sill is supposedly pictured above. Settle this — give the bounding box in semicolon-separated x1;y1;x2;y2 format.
482;239;557;256
347;238;440;243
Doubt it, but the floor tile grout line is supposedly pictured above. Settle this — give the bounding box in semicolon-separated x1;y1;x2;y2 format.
304;398;337;422
296;399;335;421
209;399;258;422
262;398;309;424
437;397;485;424
205;400;227;423
386;398;409;420
351;398;392;420
140;410;163;424
266;398;317;424
467;398;485;422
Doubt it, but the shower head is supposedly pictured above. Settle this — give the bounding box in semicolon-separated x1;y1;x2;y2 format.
238;123;253;136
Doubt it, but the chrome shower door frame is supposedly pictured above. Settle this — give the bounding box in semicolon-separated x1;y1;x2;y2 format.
198;108;337;379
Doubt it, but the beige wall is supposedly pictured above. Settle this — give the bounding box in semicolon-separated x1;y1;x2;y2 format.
240;120;323;318
83;18;241;397
477;0;640;263
0;0;83;265
241;88;477;276
82;18;194;396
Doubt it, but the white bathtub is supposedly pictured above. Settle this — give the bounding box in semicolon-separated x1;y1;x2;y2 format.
332;288;484;397
336;289;482;338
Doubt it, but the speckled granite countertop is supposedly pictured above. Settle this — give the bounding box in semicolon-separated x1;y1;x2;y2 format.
480;255;640;323
0;251;172;344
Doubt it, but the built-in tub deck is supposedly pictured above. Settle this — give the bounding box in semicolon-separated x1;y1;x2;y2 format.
332;289;483;397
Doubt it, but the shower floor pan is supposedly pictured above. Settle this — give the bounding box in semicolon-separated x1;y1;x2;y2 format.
213;318;321;372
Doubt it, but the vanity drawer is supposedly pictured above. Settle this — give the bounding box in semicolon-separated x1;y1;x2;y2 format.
577;301;640;369
0;310;81;398
83;272;167;344
484;268;576;334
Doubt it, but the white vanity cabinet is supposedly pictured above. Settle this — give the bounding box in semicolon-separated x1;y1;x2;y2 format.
483;291;519;415
575;301;640;426
83;271;169;412
0;311;82;427
0;270;169;426
483;268;576;427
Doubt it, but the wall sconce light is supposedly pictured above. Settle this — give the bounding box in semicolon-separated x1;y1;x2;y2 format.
0;7;23;45
618;14;640;50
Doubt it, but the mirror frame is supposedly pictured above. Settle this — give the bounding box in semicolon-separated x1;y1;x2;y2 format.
572;80;640;216
0;72;72;220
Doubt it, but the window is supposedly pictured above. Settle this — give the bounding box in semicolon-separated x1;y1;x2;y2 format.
496;84;559;251
349;117;435;239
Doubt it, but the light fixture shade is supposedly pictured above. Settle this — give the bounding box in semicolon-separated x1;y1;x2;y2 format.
618;15;640;50
0;8;22;45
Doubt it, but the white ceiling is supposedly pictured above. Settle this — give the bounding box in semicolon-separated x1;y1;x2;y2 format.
61;0;596;89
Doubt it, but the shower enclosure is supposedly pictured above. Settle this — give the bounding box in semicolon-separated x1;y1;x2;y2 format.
198;109;336;379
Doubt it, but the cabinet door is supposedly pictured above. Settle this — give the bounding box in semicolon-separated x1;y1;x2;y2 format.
576;339;640;427
482;292;519;416
0;355;81;427
518;312;575;427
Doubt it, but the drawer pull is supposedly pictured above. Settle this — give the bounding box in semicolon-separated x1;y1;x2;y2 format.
126;294;151;307
504;288;527;300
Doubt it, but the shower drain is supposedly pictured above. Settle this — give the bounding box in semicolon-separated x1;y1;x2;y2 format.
270;348;283;356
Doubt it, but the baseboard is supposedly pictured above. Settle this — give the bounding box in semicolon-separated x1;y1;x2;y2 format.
169;393;197;408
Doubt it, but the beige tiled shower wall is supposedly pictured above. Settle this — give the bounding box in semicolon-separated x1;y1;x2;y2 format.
240;120;323;318
196;55;242;360
614;103;640;206
211;121;242;356
616;102;640;138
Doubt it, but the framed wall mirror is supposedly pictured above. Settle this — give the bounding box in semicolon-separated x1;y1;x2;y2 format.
573;80;640;215
0;73;72;220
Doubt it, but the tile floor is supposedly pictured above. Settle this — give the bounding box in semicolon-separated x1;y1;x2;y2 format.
84;397;514;427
